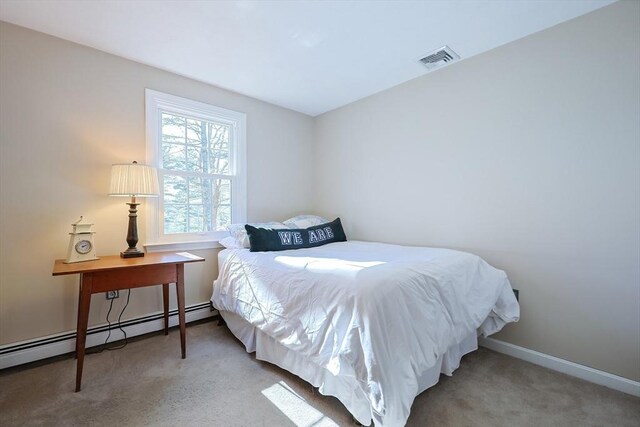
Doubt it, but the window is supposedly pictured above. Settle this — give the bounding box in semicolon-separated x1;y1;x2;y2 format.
145;89;246;250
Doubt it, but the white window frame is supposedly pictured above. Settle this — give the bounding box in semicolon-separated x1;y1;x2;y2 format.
144;89;246;252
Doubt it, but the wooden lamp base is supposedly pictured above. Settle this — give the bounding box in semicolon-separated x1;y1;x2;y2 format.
121;248;144;258
120;197;145;258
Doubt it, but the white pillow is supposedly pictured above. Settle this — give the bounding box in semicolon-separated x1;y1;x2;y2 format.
226;221;288;248
283;215;329;229
218;236;245;249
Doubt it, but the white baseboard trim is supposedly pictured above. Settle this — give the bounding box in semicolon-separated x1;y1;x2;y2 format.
4;313;637;398
0;302;217;370
479;337;640;397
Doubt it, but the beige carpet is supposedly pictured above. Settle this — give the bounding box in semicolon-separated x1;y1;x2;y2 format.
1;319;638;426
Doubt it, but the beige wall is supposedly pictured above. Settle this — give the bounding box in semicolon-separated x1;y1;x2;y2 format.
0;22;314;344
313;1;640;381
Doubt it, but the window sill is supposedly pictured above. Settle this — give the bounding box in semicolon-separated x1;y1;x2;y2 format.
144;240;223;253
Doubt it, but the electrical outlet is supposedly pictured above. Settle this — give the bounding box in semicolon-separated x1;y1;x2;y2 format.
106;290;119;300
513;288;519;302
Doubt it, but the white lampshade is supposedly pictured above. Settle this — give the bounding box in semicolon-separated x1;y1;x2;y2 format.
108;161;159;197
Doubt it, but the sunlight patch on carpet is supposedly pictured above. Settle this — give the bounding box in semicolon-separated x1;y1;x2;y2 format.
261;381;338;427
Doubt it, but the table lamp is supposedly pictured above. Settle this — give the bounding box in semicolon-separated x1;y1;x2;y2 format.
108;161;159;258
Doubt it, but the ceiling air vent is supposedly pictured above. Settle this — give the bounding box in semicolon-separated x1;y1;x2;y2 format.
419;46;460;70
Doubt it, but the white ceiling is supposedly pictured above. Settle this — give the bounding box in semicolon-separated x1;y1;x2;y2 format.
0;0;616;116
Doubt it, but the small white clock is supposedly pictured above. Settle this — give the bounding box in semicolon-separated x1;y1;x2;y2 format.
75;240;93;255
65;216;99;263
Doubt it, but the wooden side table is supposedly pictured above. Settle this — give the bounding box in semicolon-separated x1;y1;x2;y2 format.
52;251;205;391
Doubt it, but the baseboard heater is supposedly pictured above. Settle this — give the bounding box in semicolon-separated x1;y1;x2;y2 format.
0;302;217;370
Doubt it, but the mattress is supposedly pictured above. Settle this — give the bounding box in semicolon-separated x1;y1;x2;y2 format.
211;240;520;426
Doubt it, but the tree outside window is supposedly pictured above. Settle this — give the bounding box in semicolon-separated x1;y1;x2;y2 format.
161;113;232;234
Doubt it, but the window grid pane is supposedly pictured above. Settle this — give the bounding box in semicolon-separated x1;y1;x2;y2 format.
161;114;231;175
162;174;232;234
160;110;235;235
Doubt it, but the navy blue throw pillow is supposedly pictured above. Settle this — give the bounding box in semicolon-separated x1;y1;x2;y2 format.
245;218;347;252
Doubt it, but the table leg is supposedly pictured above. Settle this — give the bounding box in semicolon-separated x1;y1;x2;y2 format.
176;264;186;359
162;283;169;335
75;274;92;392
75;275;83;359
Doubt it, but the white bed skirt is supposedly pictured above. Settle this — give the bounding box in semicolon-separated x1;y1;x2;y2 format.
219;309;478;426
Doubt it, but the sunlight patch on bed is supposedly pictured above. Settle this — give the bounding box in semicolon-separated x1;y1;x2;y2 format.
275;256;385;273
261;381;338;427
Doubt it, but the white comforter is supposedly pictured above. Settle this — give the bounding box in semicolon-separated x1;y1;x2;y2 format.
211;241;519;426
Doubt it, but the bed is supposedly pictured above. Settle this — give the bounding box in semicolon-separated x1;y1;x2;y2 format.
211;240;520;426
